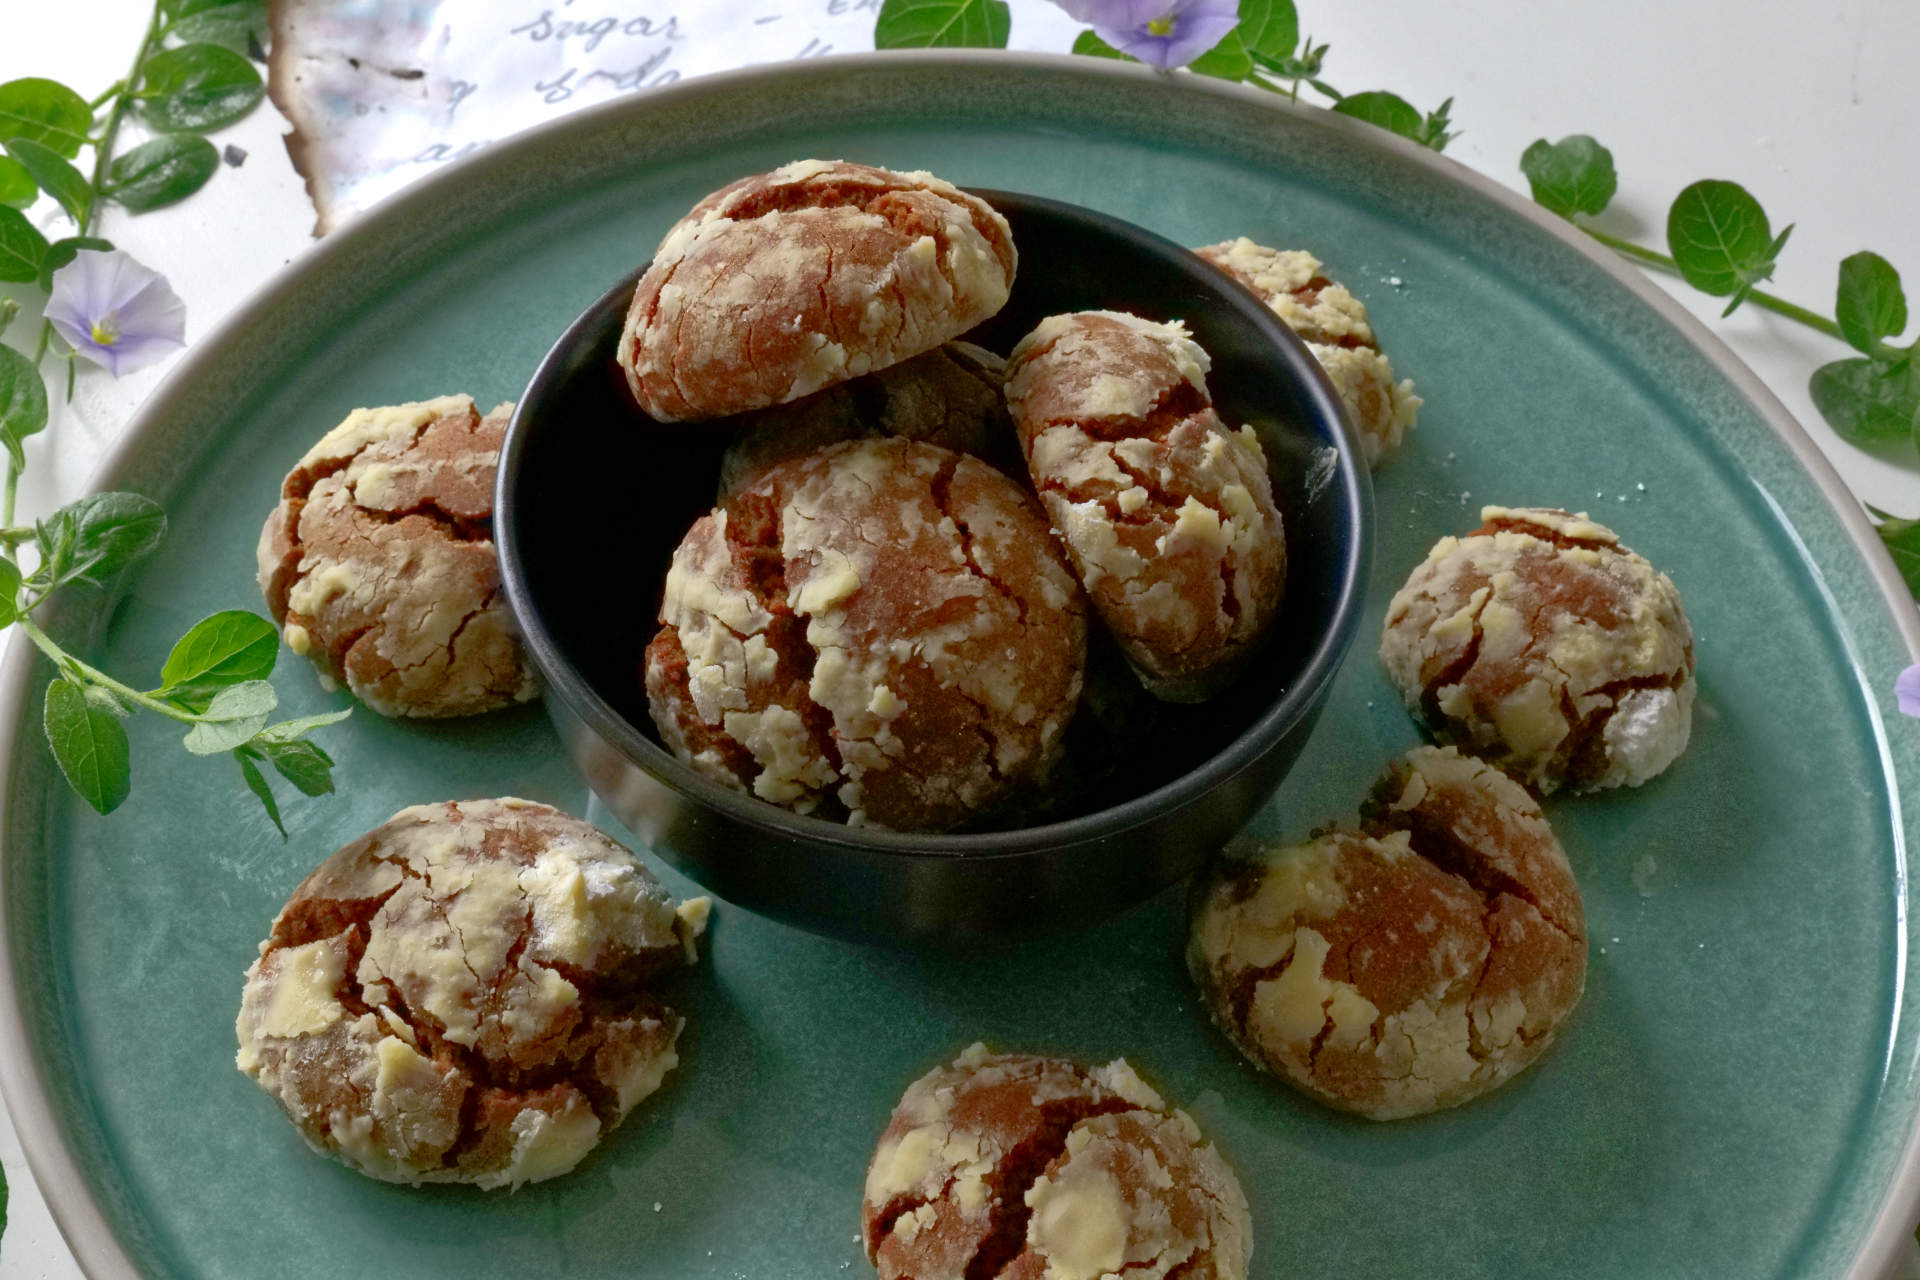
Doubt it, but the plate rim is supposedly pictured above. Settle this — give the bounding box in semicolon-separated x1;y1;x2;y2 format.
1;48;1915;1279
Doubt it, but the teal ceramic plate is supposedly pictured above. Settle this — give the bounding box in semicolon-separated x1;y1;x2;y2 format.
4;54;1918;1280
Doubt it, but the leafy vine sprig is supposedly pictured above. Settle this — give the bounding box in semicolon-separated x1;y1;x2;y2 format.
1;0;347;833
873;0;1920;600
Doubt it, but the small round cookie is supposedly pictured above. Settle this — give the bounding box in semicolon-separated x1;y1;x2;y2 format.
1005;310;1285;702
620;159;1016;422
257;394;538;718
235;798;709;1189
1380;505;1695;792
1187;746;1586;1120
715;341;1016;501
862;1044;1253;1280
645;437;1086;830
1195;237;1422;468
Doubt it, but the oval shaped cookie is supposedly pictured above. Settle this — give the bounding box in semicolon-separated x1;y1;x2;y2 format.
620;159;1016;422
1004;310;1285;702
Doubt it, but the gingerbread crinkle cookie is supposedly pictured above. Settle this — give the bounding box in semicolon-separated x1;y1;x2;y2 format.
646;437;1086;830
1379;505;1695;792
1005;310;1285;702
620;159;1016;421
1196;237;1421;467
715;341;1015;501
235;798;709;1189
256;394;538;718
1187;746;1586;1120
862;1045;1253;1280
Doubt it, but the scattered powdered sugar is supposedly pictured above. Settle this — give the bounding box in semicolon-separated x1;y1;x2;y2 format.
1303;445;1340;502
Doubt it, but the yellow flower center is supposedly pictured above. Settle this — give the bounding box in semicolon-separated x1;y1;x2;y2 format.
89;311;121;348
1146;14;1176;35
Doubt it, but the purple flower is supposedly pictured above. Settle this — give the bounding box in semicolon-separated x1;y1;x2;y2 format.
1898;664;1920;718
1053;0;1242;70
43;249;186;377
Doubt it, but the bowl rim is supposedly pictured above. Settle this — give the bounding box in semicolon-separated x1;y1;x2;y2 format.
494;186;1374;859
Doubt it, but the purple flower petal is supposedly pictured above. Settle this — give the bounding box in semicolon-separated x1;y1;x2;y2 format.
1086;0;1241;69
44;249;186;378
1898;664;1920;718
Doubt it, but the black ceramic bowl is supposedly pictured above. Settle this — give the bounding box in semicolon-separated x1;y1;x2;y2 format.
496;190;1371;946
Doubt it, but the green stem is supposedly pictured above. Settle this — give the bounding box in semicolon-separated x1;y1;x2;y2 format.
88;79;126;111
1577;225;1889;352
15;616;200;724
85;7;166;240
0;525;28;547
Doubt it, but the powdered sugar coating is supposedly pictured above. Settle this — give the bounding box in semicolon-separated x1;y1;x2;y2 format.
1005;310;1286;702
235;798;706;1188
863;1045;1252;1280
1379;505;1696;792
256;395;537;717
1195;237;1421;467
1188;746;1586;1119
646;437;1085;830
620;160;1016;422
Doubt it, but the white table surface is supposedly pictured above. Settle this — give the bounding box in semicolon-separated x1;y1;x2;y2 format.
3;2;1918;1275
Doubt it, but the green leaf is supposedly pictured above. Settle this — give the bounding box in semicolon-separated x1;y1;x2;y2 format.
163;0;260;17
0;557;20;628
0;342;49;471
37;235;113;292
1836;250;1907;356
260;737;335;796
1189;31;1253;79
1666;179;1781;301
137;44;265;133
873;0;1010;49
32;491;167;590
252;708;351;743
1331;91;1425;145
0;79;92;160
1520;134;1617;220
0;157;35;208
1234;0;1299;60
165;0;270;55
1071;30;1132;59
158;610;278;704
1809;357;1920;447
43;678;131;814
107;134;220;212
181;679;276;754
3;139;90;224
0;204;49;284
234;748;286;838
1871;510;1920;598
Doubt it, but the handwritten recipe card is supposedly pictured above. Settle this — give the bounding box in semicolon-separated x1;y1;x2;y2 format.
268;0;1082;230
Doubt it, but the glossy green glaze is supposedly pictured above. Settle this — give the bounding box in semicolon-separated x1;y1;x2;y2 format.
4;55;1916;1279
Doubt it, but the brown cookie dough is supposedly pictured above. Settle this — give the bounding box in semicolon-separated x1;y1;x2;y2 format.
862;1044;1252;1280
235;798;709;1188
1187;746;1586;1120
645;437;1086;830
256;394;537;718
1195;238;1421;468
620;159;1016;422
715;341;1015;502
1380;505;1695;793
1004;310;1285;702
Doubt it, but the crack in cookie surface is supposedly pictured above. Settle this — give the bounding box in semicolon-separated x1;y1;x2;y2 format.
235;799;704;1190
256;395;538;718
